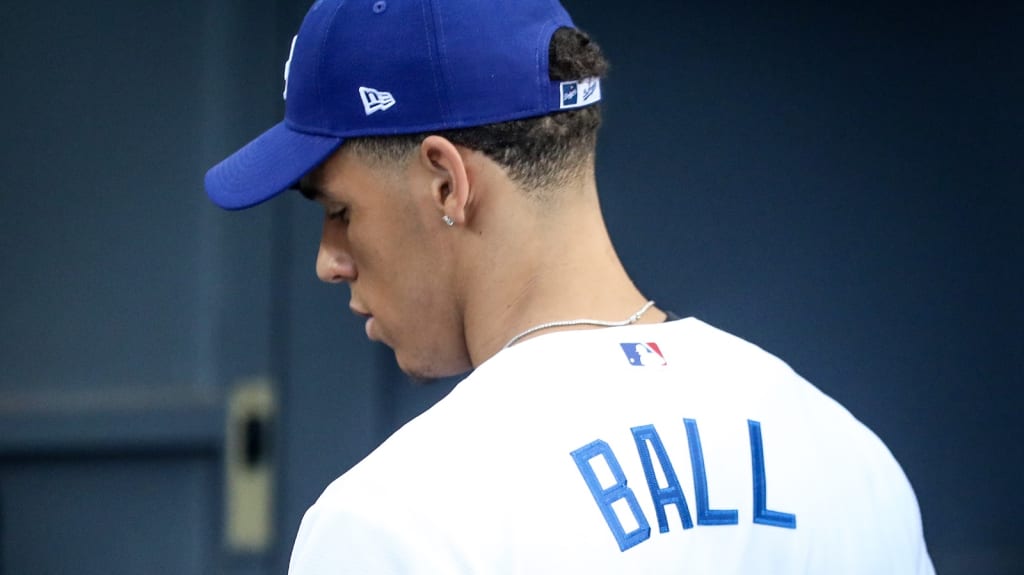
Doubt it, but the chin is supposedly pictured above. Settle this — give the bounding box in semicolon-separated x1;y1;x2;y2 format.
393;347;471;382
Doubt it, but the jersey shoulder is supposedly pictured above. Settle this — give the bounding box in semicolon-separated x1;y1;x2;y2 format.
290;364;526;573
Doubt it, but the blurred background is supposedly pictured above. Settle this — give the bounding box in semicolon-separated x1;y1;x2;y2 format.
0;0;1020;573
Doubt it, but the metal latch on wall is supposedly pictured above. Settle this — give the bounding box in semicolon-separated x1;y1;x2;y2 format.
224;377;275;553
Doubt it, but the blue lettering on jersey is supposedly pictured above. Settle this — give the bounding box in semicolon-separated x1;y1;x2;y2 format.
631;424;694;532
684;418;739;525
572;419;795;552
748;420;797;529
570;440;651;551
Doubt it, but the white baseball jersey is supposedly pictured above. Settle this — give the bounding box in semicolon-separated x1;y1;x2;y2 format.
289;318;934;574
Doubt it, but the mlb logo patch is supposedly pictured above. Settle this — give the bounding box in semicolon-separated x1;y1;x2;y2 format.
561;83;579;107
620;342;667;366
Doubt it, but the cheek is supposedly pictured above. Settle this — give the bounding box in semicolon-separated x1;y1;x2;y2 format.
355;227;445;318
390;254;462;349
348;199;461;340
394;254;452;327
366;241;469;377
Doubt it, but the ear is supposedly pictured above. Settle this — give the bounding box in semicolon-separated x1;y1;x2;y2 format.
417;135;471;226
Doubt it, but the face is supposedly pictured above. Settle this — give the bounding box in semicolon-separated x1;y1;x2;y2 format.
301;146;472;379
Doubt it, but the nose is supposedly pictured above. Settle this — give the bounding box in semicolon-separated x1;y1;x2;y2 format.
315;220;356;283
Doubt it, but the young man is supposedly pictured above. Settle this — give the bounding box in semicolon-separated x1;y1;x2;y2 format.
206;0;934;572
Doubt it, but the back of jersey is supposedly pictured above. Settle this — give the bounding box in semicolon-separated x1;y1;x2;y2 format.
477;317;934;574
289;317;934;574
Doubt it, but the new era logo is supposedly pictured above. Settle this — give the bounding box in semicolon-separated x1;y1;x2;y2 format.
620;342;667;366
359;87;396;116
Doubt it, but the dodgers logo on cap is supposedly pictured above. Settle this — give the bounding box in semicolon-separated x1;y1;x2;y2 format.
620;342;667;366
560;77;601;110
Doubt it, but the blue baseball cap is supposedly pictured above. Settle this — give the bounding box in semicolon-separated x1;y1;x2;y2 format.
205;0;602;210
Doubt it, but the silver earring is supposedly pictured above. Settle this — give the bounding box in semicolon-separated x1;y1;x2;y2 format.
442;215;455;227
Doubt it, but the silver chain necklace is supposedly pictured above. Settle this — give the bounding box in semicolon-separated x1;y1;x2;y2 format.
502;300;656;349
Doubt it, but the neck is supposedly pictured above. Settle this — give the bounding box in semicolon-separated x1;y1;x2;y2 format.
458;177;665;367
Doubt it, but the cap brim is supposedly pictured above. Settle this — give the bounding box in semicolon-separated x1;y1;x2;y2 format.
205;122;344;210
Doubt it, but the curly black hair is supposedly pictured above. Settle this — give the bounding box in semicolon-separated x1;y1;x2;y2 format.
347;27;610;195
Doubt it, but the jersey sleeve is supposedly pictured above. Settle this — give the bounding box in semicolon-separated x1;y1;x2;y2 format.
289;500;420;574
289;500;397;574
287;493;474;575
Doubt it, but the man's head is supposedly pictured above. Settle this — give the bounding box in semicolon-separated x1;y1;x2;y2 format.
296;27;610;378
205;0;616;378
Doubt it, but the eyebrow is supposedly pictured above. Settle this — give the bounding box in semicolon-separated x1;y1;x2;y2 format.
296;183;324;202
